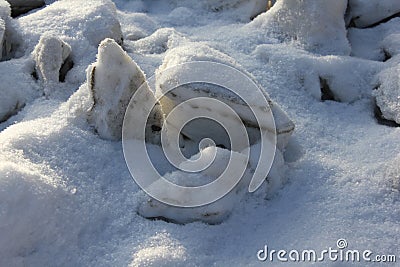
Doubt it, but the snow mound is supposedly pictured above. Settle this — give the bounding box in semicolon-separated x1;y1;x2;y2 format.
347;0;400;28
0;58;40;123
18;0;122;51
254;44;381;102
87;38;163;141
17;0;123;84
138;147;254;224
129;27;186;54
134;42;294;224
0;162;68;264
33;34;72;93
348;18;400;61
168;0;267;21
129;232;188;267
118;12;158;41
373;64;400;124
249;0;350;56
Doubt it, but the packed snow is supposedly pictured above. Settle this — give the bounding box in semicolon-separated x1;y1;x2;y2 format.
0;0;400;266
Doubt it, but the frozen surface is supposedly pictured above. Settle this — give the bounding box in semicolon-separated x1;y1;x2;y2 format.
0;0;400;266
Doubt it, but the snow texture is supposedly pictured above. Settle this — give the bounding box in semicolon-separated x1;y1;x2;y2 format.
374;64;400;124
87;38;163;141
0;0;400;266
347;0;400;28
249;0;351;56
0;58;40;123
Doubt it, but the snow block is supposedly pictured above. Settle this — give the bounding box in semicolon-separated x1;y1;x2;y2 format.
33;35;72;87
249;0;351;56
348;0;400;28
88;38;163;141
373;64;400;125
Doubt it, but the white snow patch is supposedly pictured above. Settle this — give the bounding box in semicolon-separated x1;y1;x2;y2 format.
254;43;382;102
248;0;350;56
373;64;400;124
0;58;40;122
348;18;400;61
347;0;400;28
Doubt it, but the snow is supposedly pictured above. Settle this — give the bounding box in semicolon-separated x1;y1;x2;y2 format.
249;0;351;56
347;0;400;28
348;18;400;61
87;38;163;141
33;34;72;92
0;0;400;266
138;146;254;224
17;0;123;84
374;64;400;124
0;58;40;123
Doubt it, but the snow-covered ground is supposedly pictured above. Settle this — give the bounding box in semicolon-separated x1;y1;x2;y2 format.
1;0;400;266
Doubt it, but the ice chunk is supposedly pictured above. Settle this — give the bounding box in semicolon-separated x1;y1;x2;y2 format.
156;42;295;150
249;0;351;56
87;38;163;141
32;34;72;91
